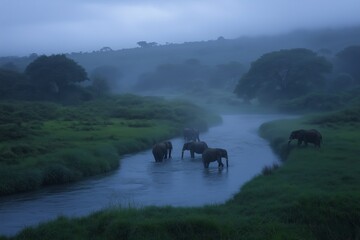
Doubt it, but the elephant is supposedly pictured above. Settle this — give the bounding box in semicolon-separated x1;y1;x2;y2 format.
288;129;322;148
183;128;200;142
152;141;172;162
202;148;228;168
181;141;209;159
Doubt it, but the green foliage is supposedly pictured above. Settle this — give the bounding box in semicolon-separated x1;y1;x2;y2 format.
5;111;360;239
25;54;88;101
307;105;360;125
234;48;332;103
0;95;218;196
277;92;345;112
0;69;30;100
335;45;360;83
0;168;43;195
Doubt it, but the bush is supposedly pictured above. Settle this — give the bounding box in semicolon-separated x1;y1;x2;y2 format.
309;106;360;125
0;168;42;196
277;93;344;112
0;123;29;141
42;164;80;185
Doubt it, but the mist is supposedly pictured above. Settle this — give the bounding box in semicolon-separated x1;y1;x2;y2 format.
1;0;360;56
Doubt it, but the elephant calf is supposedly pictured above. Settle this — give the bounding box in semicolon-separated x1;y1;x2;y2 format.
152;141;172;162
288;129;322;148
181;141;208;159
202;148;228;168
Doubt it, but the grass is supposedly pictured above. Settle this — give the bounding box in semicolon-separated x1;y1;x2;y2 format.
3;106;360;239
0;95;221;196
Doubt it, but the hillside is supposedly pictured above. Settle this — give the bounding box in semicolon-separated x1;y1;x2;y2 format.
1;26;360;93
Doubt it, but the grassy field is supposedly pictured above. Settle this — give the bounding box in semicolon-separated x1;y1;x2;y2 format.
0;95;220;196
2;107;360;239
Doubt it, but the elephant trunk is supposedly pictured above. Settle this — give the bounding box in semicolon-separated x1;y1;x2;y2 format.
226;157;228;168
181;150;184;159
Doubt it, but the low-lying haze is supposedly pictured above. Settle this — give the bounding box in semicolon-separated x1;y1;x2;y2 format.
1;0;360;56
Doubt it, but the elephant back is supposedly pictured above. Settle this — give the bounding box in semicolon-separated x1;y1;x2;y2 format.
183;128;200;141
289;129;306;140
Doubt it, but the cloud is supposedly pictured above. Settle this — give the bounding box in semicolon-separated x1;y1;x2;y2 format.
1;0;360;56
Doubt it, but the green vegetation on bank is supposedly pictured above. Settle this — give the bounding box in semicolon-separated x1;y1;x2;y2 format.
4;107;360;239
0;94;220;196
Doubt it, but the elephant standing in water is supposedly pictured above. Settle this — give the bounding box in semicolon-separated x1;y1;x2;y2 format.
181;141;208;159
288;129;322;148
202;148;228;168
152;141;172;162
183;128;200;142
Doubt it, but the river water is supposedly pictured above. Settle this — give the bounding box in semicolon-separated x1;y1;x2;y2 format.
0;114;287;236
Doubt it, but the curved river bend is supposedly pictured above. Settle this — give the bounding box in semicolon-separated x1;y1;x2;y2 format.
0;114;287;236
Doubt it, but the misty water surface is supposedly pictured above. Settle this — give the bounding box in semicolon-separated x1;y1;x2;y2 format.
0;114;290;236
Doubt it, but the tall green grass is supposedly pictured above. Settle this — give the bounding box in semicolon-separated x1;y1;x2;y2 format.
5;107;360;239
0;95;220;196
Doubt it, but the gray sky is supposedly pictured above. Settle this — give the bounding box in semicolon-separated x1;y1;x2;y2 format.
1;0;360;57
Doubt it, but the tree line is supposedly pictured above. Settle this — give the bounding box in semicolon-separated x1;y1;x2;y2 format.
0;54;105;104
233;46;360;111
1;45;360;110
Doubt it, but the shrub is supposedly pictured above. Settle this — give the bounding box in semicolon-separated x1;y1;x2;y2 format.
0;168;42;196
277;93;344;112
0;123;29;141
42;164;80;185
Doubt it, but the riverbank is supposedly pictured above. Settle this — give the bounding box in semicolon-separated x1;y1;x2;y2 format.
3;108;360;239
0;95;221;196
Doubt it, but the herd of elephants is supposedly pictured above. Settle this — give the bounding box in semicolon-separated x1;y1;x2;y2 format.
152;127;323;168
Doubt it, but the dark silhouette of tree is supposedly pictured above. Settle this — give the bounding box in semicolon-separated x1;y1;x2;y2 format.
25;54;88;97
0;69;32;100
91;77;110;97
0;62;19;72
100;47;113;52
137;41;158;48
234;48;332;103
335;45;360;83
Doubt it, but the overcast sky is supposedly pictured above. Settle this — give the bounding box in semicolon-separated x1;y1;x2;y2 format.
1;0;360;57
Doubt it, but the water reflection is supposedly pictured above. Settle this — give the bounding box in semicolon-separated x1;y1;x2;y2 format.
0;114;290;236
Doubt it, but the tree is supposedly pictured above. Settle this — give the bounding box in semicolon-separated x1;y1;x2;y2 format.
0;69;28;99
25;54;88;96
137;41;158;48
99;47;113;52
234;48;332;103
335;45;360;83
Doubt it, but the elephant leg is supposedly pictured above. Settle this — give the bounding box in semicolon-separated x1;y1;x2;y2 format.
191;150;195;158
203;161;209;168
218;160;224;168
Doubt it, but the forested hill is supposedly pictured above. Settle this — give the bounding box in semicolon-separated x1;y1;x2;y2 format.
2;26;360;93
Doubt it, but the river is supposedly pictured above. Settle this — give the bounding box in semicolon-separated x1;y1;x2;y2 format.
0;114;288;236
